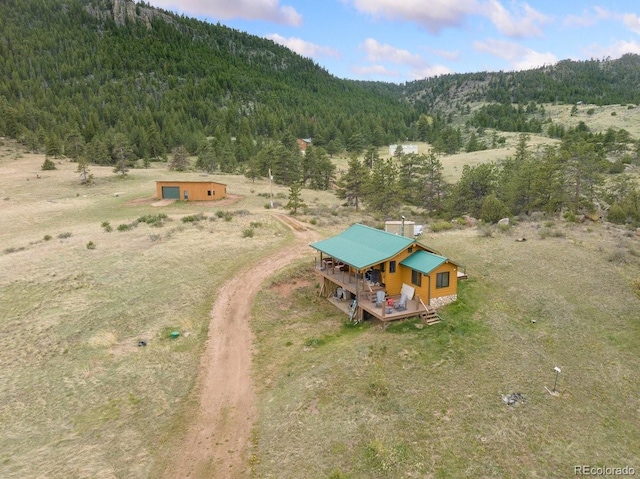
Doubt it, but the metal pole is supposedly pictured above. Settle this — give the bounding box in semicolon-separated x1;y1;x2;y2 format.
269;168;274;208
553;366;561;392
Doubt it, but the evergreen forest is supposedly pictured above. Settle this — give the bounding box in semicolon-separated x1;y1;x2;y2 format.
2;0;640;225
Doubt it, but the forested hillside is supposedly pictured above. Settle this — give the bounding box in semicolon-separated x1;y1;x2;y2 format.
0;0;412;161
406;54;640;113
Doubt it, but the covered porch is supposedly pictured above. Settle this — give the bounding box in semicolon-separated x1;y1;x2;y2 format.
315;259;435;323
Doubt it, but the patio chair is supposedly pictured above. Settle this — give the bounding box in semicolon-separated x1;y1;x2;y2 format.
394;293;408;311
375;290;385;307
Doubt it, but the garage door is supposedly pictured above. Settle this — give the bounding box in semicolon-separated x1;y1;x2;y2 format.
161;186;180;199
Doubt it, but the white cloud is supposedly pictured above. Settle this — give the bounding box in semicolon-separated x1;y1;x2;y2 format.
346;0;479;33
147;0;302;26
357;39;451;79
586;39;640;59
360;38;425;67
409;64;454;80
350;64;400;78
346;0;549;37
423;47;461;62
474;38;557;70
564;6;611;28
484;0;550;38
266;34;340;58
623;13;640;35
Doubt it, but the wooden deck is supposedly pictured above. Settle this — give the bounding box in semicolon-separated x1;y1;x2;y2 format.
316;263;433;322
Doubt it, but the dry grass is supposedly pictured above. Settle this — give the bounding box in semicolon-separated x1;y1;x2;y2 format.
0;143;342;478
2;139;640;478
250;222;640;478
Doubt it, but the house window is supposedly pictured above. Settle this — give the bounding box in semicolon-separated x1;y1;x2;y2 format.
411;269;422;287
408;247;413;253
389;261;396;273
208;190;214;196
379;263;385;272
436;272;450;288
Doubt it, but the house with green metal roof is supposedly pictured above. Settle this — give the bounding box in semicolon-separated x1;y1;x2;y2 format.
310;224;461;324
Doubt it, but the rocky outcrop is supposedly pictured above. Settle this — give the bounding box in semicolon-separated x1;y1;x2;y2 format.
86;0;179;30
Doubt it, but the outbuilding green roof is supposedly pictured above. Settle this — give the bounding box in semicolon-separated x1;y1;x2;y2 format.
310;223;415;270
400;250;447;274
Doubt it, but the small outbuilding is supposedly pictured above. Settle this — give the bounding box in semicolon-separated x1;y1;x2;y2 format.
156;180;227;201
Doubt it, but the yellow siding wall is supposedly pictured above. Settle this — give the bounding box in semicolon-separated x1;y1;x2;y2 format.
378;248;412;295
156;181;227;201
376;245;457;304
428;263;458;301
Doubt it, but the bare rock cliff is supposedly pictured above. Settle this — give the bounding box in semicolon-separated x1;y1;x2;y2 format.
86;0;179;29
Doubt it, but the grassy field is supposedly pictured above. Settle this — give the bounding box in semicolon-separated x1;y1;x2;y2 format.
250;222;640;478
0;143;341;478
1;138;640;478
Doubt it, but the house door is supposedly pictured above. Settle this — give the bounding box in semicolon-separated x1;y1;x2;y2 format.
161;186;180;199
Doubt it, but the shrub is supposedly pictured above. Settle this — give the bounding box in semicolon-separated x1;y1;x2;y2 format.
304;337;325;348
607;203;627;224
86;241;96;249
607;249;628;264
480;194;509;224
242;228;254;238
181;213;207;223
497;222;511;233
117;223;131;231
477;224;494;237
43;234;52;241
138;213;168;227
429;220;454;232
41;158;56;170
58;232;72;239
101;221;113;232
538;227;565;239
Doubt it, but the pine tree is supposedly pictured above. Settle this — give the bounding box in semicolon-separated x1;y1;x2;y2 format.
195;141;216;173
169;145;190;171
364;158;400;215
335;156;369;211
111;133;132;177
418;152;446;214
286;182;306;215
76;157;93;184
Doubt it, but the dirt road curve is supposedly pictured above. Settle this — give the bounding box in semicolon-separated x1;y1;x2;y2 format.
161;214;320;479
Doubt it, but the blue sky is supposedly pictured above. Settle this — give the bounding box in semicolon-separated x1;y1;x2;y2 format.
143;0;640;83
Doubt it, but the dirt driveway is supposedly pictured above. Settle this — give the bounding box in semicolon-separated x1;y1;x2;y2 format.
161;214;320;479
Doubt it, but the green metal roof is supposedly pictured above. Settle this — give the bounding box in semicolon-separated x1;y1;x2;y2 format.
400;250;447;274
310;223;415;270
